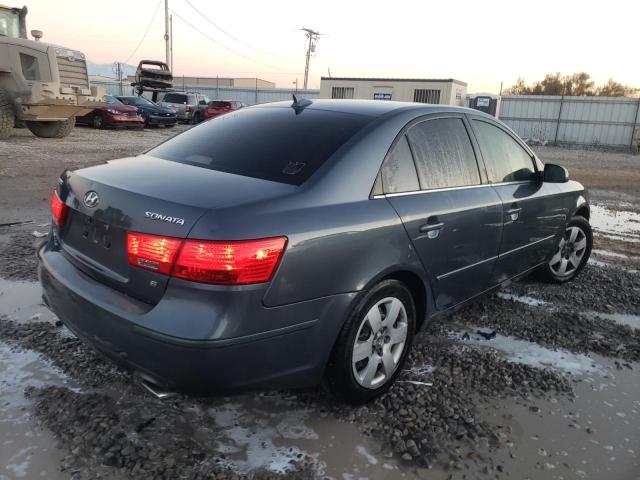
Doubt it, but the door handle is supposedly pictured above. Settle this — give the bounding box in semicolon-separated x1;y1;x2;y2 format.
506;206;522;222
419;217;445;239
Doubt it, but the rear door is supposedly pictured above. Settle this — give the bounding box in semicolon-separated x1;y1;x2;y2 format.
469;117;565;282
383;115;503;311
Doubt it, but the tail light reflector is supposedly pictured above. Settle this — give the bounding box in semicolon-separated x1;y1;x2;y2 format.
127;233;182;275
185;105;191;112
50;190;69;227
173;237;287;285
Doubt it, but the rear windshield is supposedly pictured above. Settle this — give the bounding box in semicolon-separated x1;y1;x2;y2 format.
162;93;188;103
148;106;373;185
210;101;231;108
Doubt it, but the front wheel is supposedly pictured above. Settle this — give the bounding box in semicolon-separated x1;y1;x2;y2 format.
26;117;75;138
535;215;592;283
92;114;103;129
326;279;415;403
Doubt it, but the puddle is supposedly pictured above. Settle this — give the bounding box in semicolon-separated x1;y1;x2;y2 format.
0;342;78;480
497;292;548;307
0;278;57;324
204;393;440;479
585;312;640;330
450;328;602;375
590;205;640;243
480;355;640;478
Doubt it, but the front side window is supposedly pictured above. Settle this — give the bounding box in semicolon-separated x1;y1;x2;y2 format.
20;53;40;80
380;136;419;193
406;118;481;190
472;120;536;183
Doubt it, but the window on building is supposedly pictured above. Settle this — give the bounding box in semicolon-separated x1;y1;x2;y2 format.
380;136;420;193
331;87;355;99
472;120;537;183
413;89;441;104
406;118;481;190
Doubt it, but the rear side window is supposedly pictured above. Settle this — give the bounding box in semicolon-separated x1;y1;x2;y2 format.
148;107;373;185
163;93;187;103
380;136;419;193
472;120;536;183
210;101;231;108
406;118;480;190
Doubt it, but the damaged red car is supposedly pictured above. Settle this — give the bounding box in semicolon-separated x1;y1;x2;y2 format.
77;95;145;129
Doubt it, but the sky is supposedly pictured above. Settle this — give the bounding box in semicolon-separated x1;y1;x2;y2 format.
22;0;639;92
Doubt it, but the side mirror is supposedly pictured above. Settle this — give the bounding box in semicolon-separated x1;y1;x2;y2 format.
543;163;569;183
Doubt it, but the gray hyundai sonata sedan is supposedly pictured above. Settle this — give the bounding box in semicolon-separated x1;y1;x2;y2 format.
39;99;592;402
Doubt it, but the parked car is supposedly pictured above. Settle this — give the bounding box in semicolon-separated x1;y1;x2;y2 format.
115;96;177;128
204;100;247;119
39;100;592;403
134;60;173;89
158;92;210;124
76;95;144;129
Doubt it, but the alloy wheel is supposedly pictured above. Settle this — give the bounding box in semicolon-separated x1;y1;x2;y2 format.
549;225;587;277
352;296;408;389
92;115;102;129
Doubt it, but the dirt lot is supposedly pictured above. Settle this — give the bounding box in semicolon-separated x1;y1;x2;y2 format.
1;126;639;480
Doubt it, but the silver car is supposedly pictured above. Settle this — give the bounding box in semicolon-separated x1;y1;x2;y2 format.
159;92;210;123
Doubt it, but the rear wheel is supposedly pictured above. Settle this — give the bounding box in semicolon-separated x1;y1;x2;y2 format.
535;215;592;283
326;279;415;403
26;117;75;138
0;88;14;140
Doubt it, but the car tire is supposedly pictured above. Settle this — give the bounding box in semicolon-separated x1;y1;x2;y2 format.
0;88;15;140
326;279;415;404
26;117;75;138
92;114;103;129
535;215;592;284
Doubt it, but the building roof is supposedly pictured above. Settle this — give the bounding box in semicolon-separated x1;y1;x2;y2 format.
320;77;467;87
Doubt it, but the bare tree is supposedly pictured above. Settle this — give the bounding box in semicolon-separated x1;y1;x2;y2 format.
596;79;638;97
504;73;636;97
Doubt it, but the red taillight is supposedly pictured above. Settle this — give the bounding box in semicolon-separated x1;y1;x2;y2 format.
126;233;287;285
50;190;69;227
173;237;287;285
127;232;182;275
185;105;191;112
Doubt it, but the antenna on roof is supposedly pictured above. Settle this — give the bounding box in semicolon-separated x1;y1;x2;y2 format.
292;94;312;114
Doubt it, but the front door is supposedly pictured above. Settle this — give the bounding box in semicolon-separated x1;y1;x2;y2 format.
469;118;566;282
381;115;503;311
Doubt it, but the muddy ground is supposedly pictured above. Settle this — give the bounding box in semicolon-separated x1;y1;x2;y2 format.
1;126;639;480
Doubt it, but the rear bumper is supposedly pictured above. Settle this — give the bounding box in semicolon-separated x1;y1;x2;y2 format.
38;243;354;394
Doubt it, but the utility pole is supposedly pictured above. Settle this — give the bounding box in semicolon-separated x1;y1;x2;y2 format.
164;0;171;70
112;61;123;95
169;14;173;72
301;27;321;90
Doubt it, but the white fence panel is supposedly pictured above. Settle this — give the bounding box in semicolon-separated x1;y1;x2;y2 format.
500;95;640;148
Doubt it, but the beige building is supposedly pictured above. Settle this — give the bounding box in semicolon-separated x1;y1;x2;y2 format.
126;75;275;89
319;77;467;106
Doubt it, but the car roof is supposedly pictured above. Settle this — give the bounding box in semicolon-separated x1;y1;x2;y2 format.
254;99;487;119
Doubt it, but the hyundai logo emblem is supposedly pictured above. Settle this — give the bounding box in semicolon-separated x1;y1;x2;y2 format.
83;191;99;208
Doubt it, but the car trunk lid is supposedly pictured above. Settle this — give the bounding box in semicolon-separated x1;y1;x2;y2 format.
57;155;297;304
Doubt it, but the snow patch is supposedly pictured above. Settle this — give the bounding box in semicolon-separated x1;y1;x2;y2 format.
497;292;548;307
451;329;602;375
590;205;640;242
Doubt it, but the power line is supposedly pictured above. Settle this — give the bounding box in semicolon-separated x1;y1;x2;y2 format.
169;8;297;74
123;0;162;65
183;0;294;59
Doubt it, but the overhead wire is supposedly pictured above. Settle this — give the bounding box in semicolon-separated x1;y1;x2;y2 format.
123;0;162;65
169;8;298;74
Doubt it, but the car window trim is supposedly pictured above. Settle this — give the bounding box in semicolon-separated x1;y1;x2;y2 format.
379;134;420;195
467;115;541;180
371;179;531;199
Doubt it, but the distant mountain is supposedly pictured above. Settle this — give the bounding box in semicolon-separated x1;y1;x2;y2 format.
86;61;136;79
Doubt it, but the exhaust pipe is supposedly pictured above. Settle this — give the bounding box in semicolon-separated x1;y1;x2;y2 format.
138;379;177;399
